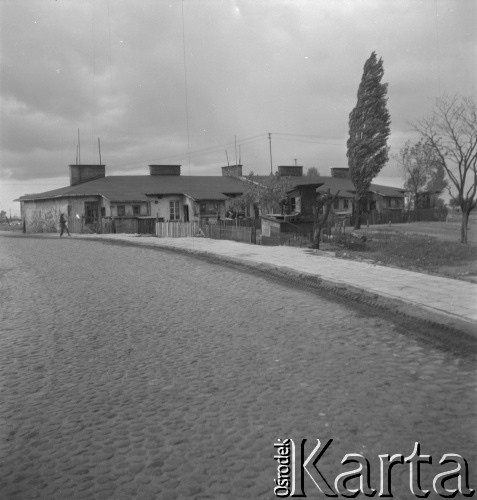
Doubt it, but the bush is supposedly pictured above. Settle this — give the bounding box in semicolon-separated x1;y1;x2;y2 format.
334;233;367;251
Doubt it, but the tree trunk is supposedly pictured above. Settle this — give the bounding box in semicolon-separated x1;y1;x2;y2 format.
312;201;334;249
353;198;362;230
461;210;469;244
312;225;322;249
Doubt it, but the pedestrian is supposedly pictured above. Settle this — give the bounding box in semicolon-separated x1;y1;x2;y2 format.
59;213;71;237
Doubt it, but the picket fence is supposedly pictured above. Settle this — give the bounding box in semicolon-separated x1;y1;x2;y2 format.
155;221;203;238
202;224;254;244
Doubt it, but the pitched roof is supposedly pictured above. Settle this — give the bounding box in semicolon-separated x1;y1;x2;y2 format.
369;184;406;197
299;176;404;198
314;176;356;197
253;175;326;189
18;175;246;202
17;172;404;203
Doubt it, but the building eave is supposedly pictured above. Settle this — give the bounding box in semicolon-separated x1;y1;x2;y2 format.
17;193;103;202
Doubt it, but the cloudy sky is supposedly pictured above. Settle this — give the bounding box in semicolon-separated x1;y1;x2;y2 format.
1;0;475;215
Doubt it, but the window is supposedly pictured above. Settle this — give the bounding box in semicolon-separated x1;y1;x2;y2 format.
290;196;301;213
132;205;140;216
169;201;180;220
333;198;340;210
117;205;125;216
343;199;349;209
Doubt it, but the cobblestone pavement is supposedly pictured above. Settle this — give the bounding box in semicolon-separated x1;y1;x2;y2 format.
0;234;476;499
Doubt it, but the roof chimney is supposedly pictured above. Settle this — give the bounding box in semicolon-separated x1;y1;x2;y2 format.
69;164;106;186
277;165;303;177
330;167;350;179
221;164;243;177
149;164;181;176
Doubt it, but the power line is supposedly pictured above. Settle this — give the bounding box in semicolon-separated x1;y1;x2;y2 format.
271;132;345;145
268;132;273;174
181;0;191;175
149;133;268;163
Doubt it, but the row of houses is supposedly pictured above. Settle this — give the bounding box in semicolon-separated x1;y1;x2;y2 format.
17;162;406;235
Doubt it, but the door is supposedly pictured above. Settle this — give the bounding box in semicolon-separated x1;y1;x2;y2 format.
137;218;155;234
84;202;100;224
183;204;189;222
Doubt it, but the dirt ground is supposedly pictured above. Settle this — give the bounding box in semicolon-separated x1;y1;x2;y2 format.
339;220;477;283
3;220;476;282
363;220;477;244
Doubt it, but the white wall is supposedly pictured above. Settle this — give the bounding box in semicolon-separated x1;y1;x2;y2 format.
148;196;184;221
22;196;102;232
110;202;148;217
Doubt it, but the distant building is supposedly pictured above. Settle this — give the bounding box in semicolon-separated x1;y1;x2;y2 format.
17;164;246;234
257;166;405;241
277;166;404;220
17;162;405;235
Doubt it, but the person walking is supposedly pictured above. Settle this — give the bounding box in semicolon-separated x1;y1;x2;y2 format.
59;213;71;237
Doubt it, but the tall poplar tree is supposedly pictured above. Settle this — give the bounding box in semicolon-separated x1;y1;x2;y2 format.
347;52;391;229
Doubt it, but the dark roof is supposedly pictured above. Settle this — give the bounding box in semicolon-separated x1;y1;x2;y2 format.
18;175;246;202
223;174;404;198
369;184;406;197
314;176;404;198
314;176;356;197
253;175;326;188
17;173;404;203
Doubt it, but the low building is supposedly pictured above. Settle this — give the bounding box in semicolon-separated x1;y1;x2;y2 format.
17;163;246;234
277;166;403;218
259;166;405;241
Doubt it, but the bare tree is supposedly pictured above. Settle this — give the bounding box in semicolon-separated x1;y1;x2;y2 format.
228;173;293;218
413;95;477;243
311;189;340;249
396;139;447;209
306;167;320;177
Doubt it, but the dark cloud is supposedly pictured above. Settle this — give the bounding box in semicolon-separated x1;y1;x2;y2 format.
1;0;475;215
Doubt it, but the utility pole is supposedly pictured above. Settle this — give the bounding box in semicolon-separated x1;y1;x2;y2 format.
268;132;273;174
77;128;81;165
98;137;102;164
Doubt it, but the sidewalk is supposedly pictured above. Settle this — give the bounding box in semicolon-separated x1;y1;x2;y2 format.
76;233;477;339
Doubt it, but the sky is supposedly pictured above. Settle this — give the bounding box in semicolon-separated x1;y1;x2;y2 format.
1;0;476;216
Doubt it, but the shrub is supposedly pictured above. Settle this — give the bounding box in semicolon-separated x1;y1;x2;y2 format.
334;233;367;251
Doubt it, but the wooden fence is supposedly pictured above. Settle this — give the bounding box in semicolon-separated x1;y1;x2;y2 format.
357;208;448;226
202;224;254;244
156;221;203;238
155;221;255;243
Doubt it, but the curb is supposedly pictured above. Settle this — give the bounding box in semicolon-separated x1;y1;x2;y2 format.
82;234;477;352
3;232;476;352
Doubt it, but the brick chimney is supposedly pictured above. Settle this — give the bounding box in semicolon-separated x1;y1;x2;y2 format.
149;165;181;176
277;165;303;177
330;167;350;179
69;164;106;186
221;164;243;177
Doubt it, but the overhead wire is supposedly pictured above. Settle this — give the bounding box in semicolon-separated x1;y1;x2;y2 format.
90;2;97;157
181;0;192;176
107;0;113;92
149;133;268;164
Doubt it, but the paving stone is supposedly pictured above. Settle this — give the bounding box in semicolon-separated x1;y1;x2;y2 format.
0;234;475;499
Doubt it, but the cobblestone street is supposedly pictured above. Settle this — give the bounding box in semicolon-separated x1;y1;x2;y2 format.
1;234;476;499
